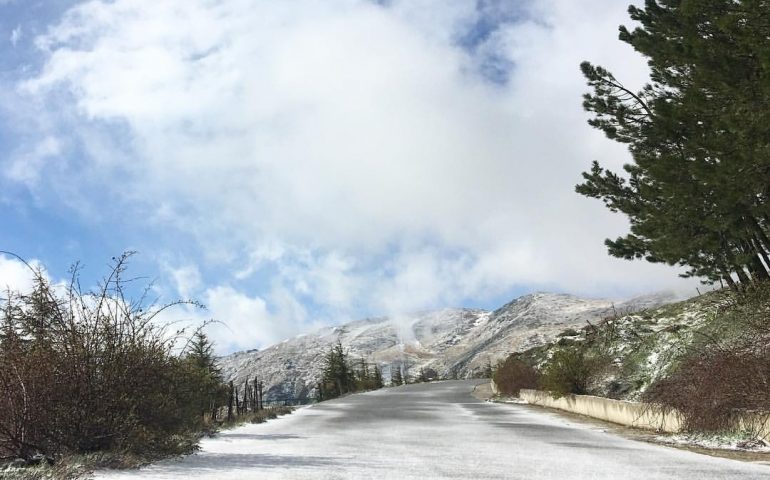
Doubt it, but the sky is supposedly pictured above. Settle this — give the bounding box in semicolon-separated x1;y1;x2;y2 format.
0;0;700;354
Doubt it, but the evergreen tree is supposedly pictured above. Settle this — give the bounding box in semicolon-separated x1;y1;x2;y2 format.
391;364;403;386
355;356;371;390
402;357;411;384
319;347;385;399
373;364;384;389
188;330;220;375
185;330;226;421
576;0;770;288
321;342;353;399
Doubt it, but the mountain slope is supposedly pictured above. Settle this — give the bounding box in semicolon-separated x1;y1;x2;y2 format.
217;292;677;402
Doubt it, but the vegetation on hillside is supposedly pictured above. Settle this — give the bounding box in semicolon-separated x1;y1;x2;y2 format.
494;285;770;438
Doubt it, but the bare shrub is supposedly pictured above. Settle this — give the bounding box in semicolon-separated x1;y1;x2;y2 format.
0;252;222;461
643;338;770;434
643;284;770;435
492;356;539;397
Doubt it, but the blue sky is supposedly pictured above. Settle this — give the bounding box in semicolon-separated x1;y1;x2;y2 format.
0;0;697;354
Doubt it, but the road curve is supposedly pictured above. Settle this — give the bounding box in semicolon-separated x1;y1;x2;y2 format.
94;380;770;479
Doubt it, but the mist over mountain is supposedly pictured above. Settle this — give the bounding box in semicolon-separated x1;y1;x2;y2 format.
217;291;677;402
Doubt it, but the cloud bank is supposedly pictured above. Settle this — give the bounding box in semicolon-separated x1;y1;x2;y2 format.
4;0;698;352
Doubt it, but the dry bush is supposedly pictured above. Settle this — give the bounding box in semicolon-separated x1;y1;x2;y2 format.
643;338;770;433
0;252;221;461
643;283;770;435
492;356;539;397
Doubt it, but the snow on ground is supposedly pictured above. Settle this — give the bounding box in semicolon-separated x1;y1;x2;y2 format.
92;381;769;480
656;434;770;453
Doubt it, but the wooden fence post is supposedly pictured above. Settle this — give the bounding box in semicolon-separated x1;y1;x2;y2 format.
227;380;234;421
244;379;250;412
254;376;259;411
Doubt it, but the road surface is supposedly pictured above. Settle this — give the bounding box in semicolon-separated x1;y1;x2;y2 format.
94;380;770;479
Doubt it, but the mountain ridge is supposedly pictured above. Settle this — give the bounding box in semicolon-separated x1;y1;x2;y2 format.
217;291;679;403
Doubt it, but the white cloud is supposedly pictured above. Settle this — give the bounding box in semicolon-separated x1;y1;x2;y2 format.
6;136;61;185
9;24;21;46
166;263;202;300
10;0;699;350
194;285;312;354
0;254;40;294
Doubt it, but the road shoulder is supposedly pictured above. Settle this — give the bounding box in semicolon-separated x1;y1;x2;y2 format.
496;397;770;466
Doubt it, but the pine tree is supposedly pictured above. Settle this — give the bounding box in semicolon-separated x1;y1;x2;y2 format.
185;330;226;421
321;342;352;399
391;364;403;386
188;330;220;375
402;356;411;384
373;364;384;389
576;0;770;288
356;356;371;390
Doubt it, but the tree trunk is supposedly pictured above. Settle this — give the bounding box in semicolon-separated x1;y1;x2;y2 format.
721;273;738;292
751;235;770;274
743;237;770;282
750;256;770;281
749;216;770;252
734;265;752;285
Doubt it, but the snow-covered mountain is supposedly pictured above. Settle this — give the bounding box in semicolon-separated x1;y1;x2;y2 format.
217;292;677;403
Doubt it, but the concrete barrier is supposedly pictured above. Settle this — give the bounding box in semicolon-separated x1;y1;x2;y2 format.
738;413;770;442
519;389;682;432
519;389;770;442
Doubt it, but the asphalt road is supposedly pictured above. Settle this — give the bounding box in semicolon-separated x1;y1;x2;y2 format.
94;380;770;479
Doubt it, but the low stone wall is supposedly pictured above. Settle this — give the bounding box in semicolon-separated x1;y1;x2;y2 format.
519;389;682;432
519;389;770;441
